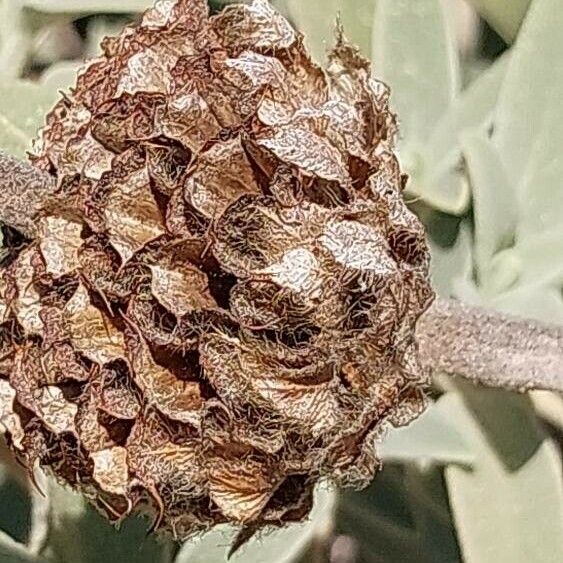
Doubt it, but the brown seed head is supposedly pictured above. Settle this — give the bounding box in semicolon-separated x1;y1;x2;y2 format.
0;0;434;540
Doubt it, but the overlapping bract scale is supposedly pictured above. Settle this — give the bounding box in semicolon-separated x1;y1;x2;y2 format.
0;0;433;541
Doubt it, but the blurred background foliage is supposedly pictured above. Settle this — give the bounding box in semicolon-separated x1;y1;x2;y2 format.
0;1;561;562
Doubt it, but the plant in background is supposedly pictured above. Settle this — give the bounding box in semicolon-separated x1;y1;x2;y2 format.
0;1;561;563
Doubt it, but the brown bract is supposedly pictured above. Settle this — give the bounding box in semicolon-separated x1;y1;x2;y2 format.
0;0;433;542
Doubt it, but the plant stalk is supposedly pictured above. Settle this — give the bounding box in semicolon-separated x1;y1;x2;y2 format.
1;151;562;394
417;297;563;394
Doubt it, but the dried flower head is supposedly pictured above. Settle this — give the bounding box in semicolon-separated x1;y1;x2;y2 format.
0;0;433;541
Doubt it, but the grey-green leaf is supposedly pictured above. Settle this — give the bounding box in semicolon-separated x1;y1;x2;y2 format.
40;481;172;563
444;392;563;563
22;1;153;13
493;0;563;239
175;487;335;563
371;0;465;214
380;397;473;465
403;466;462;563
0;471;43;563
489;282;563;325
0;0;32;79
372;0;459;147
466;0;531;42
429;220;478;300
413;51;509;216
0;530;44;563
425;53;509;178
39;61;81;92
513;230;563;290
285;0;374;61
0;80;59;158
336;465;461;563
461;129;516;286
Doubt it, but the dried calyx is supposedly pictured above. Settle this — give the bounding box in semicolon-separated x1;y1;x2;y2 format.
0;0;432;538
0;0;561;546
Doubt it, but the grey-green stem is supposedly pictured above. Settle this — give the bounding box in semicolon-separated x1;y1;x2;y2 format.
417;297;563;394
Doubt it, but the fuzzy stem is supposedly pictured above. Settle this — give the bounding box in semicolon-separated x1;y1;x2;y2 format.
417;297;563;394
1;152;562;394
0;149;53;238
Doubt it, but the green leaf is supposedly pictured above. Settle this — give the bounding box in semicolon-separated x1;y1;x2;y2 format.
0;0;32;79
465;0;530;42
22;1;153;13
0;80;59;158
493;0;563;239
429;220;478;300
403;466;462;563
514;230;563;289
371;0;464;214
530;391;563;431
336;465;461;563
39;61;81;92
372;0;459;147
458;385;544;471
425;53;510;180
0;470;42;563
40;481;173;563
175;487;335;563
285;0;374;61
380;397;473;465
407;162;470;216
0;474;31;545
461;129;516;286
444;392;563;563
336;467;422;563
489;283;563;325
0;530;44;563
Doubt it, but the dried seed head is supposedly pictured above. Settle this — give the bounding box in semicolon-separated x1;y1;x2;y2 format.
0;0;434;540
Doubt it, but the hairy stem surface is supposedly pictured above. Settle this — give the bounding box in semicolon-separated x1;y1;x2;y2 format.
418;298;563;393
1;151;562;394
